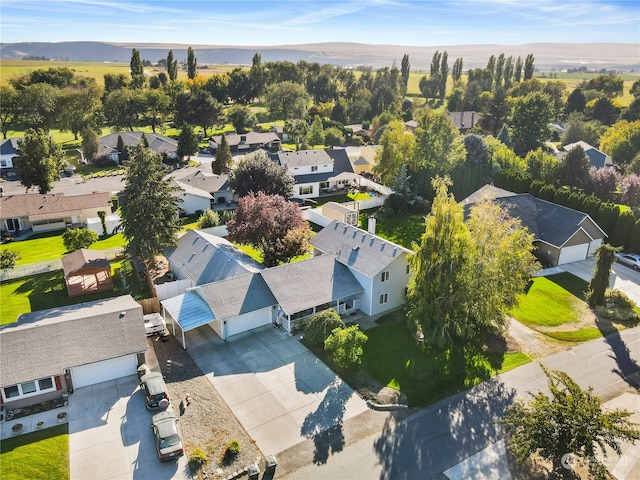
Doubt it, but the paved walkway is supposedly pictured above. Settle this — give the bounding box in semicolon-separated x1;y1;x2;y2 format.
183;324;369;456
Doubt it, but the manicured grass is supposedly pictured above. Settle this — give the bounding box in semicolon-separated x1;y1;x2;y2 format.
0;258;151;324
3;232;126;266
511;273;588;327
361;322;531;407
544;328;603;342
0;424;69;480
361;210;424;250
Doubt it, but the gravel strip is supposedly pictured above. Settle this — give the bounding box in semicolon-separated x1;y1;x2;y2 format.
150;334;262;479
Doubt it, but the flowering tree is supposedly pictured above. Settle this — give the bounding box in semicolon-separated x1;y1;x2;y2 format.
621;173;640;207
587;166;621;202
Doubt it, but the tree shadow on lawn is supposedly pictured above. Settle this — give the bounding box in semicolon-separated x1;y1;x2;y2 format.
546;272;588;300
595;314;640;389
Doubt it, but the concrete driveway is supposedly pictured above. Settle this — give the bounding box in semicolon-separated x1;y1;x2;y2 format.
559;259;640;305
184;324;369;456
69;375;190;480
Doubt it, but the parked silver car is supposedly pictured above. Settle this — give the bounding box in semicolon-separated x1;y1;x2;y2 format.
151;409;184;461
615;253;640;270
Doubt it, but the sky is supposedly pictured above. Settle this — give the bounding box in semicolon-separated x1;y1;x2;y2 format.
1;0;639;46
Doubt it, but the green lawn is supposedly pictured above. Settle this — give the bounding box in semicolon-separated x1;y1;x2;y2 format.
361;322;531;407
511;273;588;327
0;424;69;480
0;258;151;324
3;232;126;266
361;210;424;250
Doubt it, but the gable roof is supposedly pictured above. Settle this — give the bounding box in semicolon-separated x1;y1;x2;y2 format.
259;254;364;315
0;138;20;156
462;187;606;247
447;111;481;130
276;149;355;184
0;192;112;220
460;184;519;206
165;230;263;286
278;149;334;168
198;273;276;321
310;221;411;277
174;170;230;193
563;141;612;168
61;248;110;277
0;295;146;386
98;132;177;157
170;179;214;200
210;132;280;148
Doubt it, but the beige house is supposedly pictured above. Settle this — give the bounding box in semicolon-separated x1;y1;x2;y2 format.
0;192;113;234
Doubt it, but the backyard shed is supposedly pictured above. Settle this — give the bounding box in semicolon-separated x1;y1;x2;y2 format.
61;248;113;297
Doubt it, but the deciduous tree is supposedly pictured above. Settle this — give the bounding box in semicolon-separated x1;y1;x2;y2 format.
600;120;640;171
324;325;368;369
226;192;311;266
81;127;99;163
187;47;197;80
0;250;20;270
501;366;640;478
167;50;178;82
511;91;553;156
119;145;182;264
226;105;257;133
229;151;294;198
62;228;98;252
15;128;65;193
557;145;591;188
265;81;309;121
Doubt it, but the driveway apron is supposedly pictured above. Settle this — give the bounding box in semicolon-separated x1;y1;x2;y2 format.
184;324;369;456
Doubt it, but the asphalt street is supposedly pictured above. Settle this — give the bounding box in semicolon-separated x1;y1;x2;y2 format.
283;327;640;480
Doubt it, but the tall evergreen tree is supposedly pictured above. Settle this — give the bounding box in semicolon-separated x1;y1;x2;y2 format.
439;51;449;99
213;134;232;174
177;124;199;161
80;126;99;163
167;50;178;82
187;46;197;80
130;48;144;89
400;54;410;95
514;56;523;82
523;53;535;80
451;58;463;82
119;145;182;264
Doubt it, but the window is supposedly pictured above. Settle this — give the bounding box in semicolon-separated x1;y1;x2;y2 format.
39;378;54;390
406;264;410;275
2;376;56;402
4;385;19;398
299;186;313;195
379;293;388;304
311;165;318;172
21;381;37;395
381;271;389;282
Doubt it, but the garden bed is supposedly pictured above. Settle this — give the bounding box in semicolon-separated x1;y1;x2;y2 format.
4;396;66;422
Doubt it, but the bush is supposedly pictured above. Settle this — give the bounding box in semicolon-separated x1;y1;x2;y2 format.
605;289;637;309
198;209;220;228
188;448;209;470
304;309;345;346
0;249;20;270
324;324;368;369
62;228;98;251
226;439;240;455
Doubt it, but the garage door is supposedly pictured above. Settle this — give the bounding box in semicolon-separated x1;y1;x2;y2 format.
225;310;271;338
71;355;137;389
558;244;589;265
588;239;603;256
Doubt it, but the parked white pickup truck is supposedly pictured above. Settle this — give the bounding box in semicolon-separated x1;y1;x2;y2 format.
144;313;166;336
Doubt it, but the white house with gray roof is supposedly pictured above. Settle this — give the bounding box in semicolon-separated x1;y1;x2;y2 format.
170;178;214;215
0;296;146;409
310;221;412;316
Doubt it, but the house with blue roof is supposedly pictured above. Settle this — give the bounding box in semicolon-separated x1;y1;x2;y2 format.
561;141;613;169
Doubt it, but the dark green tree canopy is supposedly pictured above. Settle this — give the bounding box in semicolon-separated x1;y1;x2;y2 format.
229;151;294;198
177;124;199;161
213;134;232;175
167;50;178;82
15;128;65;194
187;47;197;79
119;145;182;264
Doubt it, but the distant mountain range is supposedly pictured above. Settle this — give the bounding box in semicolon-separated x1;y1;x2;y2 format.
1;41;638;71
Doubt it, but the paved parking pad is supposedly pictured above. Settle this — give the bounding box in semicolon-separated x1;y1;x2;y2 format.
185;325;369;456
69;375;190;480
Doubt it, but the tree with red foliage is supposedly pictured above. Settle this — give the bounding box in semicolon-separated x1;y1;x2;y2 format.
226;192;312;267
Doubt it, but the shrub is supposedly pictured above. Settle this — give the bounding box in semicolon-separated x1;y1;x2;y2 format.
198;209;220;228
324;324;368;369
605;289;637;309
62;228;98;251
0;249;20;270
188;448;209;470
304;309;345;347
226;439;240;455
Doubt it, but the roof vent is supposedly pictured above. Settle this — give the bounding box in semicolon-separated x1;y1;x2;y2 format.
119;311;126;318
352;245;359;251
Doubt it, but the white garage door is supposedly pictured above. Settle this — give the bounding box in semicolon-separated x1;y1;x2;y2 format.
558;244;589;265
225;309;271;338
588;239;603;256
71;355;138;389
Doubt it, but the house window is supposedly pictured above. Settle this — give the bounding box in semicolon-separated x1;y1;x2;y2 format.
379;293;388;304
0;160;7;167
299;186;313;195
311;165;318;172
381;271;389;282
406;264;410;275
2;376;56;402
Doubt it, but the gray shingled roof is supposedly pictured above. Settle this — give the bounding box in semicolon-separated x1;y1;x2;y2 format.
165;230;263;286
310;221;411;278
0;192;112;219
278;149;333;168
460;184;518;206
198;273;276;321
463;190;606;247
563;141;610;168
259;254;364;315
174;170;230;193
61;248;110;277
98;132;177;157
0;296;146;386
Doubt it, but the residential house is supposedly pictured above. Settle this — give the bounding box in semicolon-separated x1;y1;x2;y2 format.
462;185;606;266
404;120;417;134
170;178;214;215
174;170;234;205
274;148;359;199
345;124;371;141
209;132;280;154
0;192;113;234
560;141;613;169
0;296;146;409
270;125;290;142
346;145;380;175
61;249;113;297
310;220;412;316
0;138;20;175
96;132;178;164
447;111;481;132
